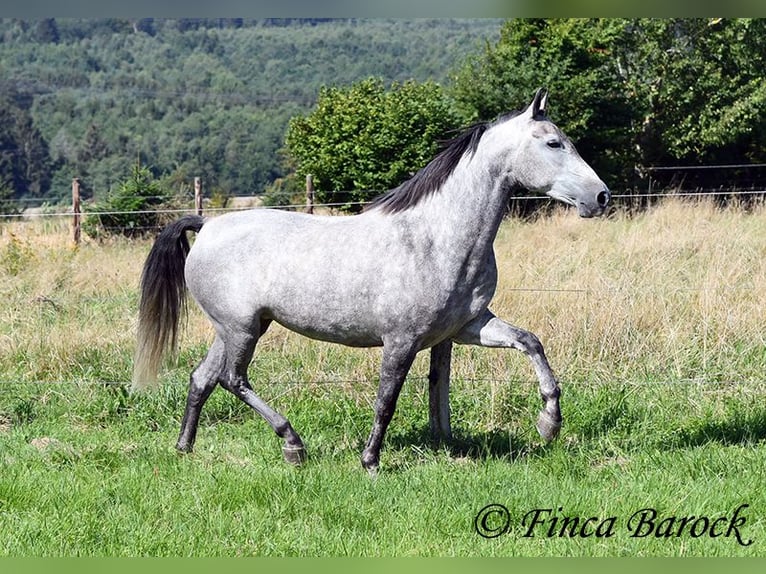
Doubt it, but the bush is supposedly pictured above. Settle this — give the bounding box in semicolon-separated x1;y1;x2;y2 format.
83;165;173;239
261;174;306;209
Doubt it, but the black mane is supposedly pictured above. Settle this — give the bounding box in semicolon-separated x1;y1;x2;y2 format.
364;111;521;213
365;114;518;214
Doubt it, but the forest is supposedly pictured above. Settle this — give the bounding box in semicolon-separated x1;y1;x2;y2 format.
1;18;765;215
0;18;502;208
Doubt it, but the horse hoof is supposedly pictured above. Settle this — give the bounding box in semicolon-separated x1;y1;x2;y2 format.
536;411;561;442
361;451;379;475
282;445;307;466
362;461;379;478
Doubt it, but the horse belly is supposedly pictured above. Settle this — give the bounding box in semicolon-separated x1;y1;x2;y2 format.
263;277;387;347
271;315;384;347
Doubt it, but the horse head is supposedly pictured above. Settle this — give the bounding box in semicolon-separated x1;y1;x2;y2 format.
500;88;611;218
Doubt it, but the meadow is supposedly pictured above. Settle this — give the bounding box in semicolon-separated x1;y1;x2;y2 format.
1;200;765;557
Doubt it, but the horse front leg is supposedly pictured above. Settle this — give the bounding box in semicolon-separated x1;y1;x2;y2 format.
454;309;562;442
361;341;418;473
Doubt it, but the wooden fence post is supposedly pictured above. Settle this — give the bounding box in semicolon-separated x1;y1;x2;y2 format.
306;174;314;214
194;177;203;215
72;177;81;246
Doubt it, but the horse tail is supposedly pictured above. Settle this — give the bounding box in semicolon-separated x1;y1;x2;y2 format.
132;215;205;390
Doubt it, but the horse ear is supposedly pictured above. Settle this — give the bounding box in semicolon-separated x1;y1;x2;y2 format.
530;88;548;118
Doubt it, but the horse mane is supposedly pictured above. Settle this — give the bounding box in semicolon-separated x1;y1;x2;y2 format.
364;112;520;214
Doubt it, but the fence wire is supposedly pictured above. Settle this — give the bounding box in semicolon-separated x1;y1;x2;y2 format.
2;376;765;390
3;188;766;222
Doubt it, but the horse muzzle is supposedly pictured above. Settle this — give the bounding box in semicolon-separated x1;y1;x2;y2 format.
577;188;611;218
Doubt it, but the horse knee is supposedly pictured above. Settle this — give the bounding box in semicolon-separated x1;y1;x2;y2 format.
515;330;544;356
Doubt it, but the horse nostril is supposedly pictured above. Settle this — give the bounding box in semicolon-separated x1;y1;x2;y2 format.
597;190;610;207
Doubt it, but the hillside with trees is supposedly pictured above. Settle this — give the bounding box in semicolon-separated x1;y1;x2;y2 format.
0;18;502;206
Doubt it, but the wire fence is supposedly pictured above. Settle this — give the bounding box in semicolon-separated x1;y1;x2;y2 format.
2;375;765;392
3;189;766;222
3;159;766;226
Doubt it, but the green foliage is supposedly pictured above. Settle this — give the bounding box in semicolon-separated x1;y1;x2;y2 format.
82;164;172;238
0;89;52;200
0;176;20;215
261;173;306;209
285;78;462;210
0;18;500;203
451;18;766;193
207;188;231;210
0;233;34;275
622;19;766;166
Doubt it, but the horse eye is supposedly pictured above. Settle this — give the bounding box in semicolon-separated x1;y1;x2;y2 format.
547;139;563;149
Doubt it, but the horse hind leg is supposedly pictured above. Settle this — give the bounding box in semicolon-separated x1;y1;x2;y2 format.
177;336;226;453
219;322;307;465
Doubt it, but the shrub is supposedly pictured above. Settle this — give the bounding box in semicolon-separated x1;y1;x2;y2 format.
83;165;173;239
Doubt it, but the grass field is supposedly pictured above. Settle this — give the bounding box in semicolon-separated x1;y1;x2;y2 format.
1;200;765;556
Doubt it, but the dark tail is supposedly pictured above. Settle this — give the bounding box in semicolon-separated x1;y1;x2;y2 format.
132;215;205;390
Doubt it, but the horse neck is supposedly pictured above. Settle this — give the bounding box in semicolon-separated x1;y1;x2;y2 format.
407;150;515;256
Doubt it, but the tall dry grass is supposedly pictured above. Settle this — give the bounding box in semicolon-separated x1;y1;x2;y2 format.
1;200;764;389
0;218;145;382
490;200;766;385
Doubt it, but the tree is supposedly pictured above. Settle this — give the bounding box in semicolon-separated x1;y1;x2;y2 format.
451;18;766;193
285;78;461;210
0;90;52;199
622;19;766;167
0;174;19;215
33;18;59;44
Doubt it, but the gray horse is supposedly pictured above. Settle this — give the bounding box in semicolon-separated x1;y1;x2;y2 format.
133;89;610;471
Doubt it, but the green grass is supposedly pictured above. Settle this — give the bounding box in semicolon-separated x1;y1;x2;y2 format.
1;371;765;556
1;204;766;556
